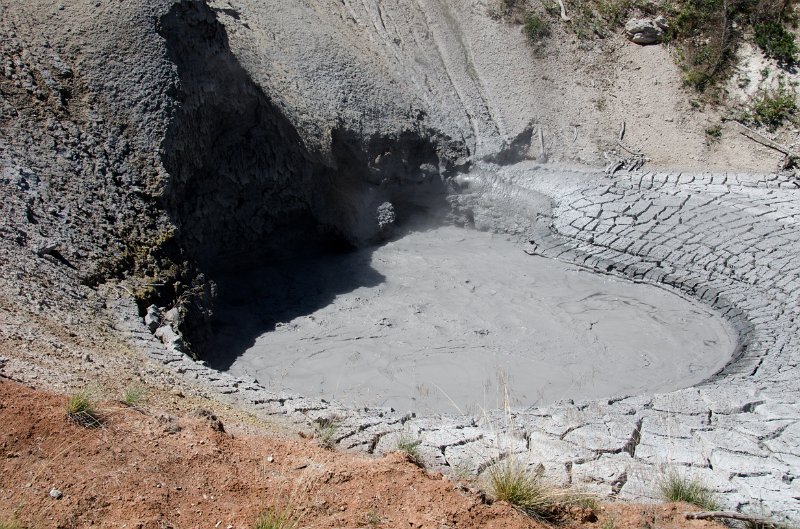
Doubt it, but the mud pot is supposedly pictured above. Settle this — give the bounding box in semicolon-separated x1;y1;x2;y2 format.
209;225;736;415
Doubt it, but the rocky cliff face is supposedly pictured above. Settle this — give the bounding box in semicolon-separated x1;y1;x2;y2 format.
0;0;483;356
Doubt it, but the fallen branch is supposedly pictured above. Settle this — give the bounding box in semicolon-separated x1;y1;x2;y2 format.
556;0;570;21
616;140;643;157
685;511;782;527
734;121;800;158
604;159;624;175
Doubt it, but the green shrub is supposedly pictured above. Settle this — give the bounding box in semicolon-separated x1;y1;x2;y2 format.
667;0;797;93
752;84;797;130
524;13;551;45
754;20;798;64
66;391;101;427
659;471;720;510
705;123;723;141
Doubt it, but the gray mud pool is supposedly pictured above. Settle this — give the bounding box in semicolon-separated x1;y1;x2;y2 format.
211;226;736;415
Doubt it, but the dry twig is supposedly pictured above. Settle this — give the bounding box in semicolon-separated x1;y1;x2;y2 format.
685;511;782;527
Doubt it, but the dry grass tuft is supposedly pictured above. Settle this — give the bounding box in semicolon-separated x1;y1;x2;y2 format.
658;471;720;511
487;458;595;521
66;390;101;428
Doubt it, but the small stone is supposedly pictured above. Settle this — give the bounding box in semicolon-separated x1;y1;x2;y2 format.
144;305;162;333
49;488;63;499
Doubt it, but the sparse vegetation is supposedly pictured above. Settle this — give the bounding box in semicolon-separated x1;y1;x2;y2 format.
504;0;799;101
395;433;423;466
524;13;551;45
668;0;797;94
487;459;594;521
564;0;655;39
254;507;300;529
751;83;797;130
363;508;383;528
705;123;723;141
121;386;146;407
601;516;616;529
0;520;26;529
66;390;101;427
658;471;720;511
314;417;340;449
755;19;799;65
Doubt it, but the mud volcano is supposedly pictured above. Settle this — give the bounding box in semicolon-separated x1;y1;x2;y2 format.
210;224;735;414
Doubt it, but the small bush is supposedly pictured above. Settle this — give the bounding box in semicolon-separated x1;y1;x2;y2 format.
121;386;145;407
752;84;797;130
659;471;720;510
524;13;551;45
66;391;101;427
395;433;423;467
254;508;299;529
754;20;798;65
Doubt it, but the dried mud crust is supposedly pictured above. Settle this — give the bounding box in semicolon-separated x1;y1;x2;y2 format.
0;380;729;529
115;166;800;523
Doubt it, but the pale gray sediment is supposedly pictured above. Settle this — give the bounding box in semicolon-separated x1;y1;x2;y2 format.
210;225;735;415
117;165;800;523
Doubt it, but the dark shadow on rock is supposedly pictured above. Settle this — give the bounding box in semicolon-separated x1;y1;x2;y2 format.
156;0;466;360
206;244;385;371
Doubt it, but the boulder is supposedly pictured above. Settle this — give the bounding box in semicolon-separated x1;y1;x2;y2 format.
624;17;667;45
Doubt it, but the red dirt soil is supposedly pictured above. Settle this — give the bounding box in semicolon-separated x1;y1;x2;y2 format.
0;379;726;529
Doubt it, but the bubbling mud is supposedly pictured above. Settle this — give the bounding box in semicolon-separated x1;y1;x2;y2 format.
211;225;736;415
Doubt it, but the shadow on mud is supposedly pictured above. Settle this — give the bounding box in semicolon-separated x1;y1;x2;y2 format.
206;244;386;371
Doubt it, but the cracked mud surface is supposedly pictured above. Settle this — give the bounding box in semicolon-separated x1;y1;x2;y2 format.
118;164;800;523
212;226;734;415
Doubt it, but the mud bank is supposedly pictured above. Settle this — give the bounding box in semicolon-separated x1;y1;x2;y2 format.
212;226;735;414
110;165;799;524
